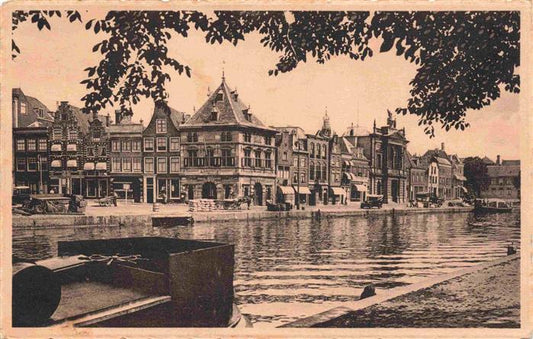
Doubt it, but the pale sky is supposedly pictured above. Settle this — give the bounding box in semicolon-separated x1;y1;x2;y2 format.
11;10;520;160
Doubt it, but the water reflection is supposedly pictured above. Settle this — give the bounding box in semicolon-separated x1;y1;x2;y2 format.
13;211;520;327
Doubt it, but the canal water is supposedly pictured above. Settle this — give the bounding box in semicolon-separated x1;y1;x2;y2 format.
13;211;520;328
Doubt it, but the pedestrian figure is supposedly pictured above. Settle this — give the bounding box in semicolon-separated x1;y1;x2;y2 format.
246;196;251;210
112;191;118;206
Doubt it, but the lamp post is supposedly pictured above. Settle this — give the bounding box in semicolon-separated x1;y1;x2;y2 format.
38;154;43;194
296;141;300;210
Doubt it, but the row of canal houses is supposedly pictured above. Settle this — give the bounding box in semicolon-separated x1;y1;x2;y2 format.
12;76;467;206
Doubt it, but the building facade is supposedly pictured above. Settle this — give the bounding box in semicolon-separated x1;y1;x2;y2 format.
13;127;50;194
339;128;370;202
82;115;110;198
355;111;409;203
420;143;453;200
449;154;466;199
108;112;145;202
12;88;55;193
480;156;520;200
48;102;90;195
142;104;184;203
180;77;277;205
406;153;428;201
273;127;309;206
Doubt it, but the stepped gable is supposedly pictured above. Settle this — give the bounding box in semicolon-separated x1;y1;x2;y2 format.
184;78;268;129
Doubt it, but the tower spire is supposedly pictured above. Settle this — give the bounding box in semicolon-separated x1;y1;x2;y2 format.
222;60;226;81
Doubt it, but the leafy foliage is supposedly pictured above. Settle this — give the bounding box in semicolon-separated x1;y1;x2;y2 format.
11;10;520;135
463;156;491;197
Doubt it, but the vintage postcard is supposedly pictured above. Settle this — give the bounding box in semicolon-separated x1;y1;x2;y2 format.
1;0;531;338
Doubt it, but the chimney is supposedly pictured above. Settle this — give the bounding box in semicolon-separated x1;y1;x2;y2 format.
441;142;445;151
497;155;501;165
115;109;122;125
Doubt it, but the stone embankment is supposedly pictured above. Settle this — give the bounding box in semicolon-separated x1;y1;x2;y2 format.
281;254;520;328
11;204;473;229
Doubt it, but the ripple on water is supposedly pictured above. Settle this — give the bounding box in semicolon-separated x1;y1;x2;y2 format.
12;210;520;327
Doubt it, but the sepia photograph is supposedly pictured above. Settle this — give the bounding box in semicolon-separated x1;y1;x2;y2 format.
1;1;530;337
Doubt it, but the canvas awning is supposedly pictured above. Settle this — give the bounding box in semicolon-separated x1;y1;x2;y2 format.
330;187;346;196
295;186;312;195
278;186;295;195
66;160;78;168
95;162;107;170
83;163;95;171
454;174;467;181
343;172;358;181
51;160;61;168
51;144;62;152
353;184;367;192
67;144;77;151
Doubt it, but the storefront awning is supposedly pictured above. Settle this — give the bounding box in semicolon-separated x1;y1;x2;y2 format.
67;144;77;151
330;187;346;196
96;162;107;170
83;163;95;171
51;160;61;168
353;184;367;192
454;174;467;181
66;160;78;168
278;186;295;195
343;172;358;181
295;186;312;195
51;144;62;152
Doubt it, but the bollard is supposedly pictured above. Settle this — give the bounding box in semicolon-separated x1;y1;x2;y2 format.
360;284;376;300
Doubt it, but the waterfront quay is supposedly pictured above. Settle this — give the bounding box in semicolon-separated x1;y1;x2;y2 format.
12;200;474;228
13;207;520;328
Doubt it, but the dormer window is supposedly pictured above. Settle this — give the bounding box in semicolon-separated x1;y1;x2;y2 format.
215;91;223;102
210;106;219;121
156;119;167;134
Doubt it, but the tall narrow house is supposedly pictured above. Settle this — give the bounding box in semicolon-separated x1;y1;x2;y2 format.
142;103;184;203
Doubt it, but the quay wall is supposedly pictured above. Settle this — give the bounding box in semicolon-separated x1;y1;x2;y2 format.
12;206;473;229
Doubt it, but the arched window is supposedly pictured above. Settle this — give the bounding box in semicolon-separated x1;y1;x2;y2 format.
310;143;315;158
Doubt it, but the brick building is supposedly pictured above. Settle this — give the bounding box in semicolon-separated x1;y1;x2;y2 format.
353;111;409;203
82;115;110;198
180;77;277;205
273;127;308;206
340;124;370;202
108;112;145;202
48;102;90;195
12;88;55;193
142;103;185;203
480;156;520;200
406;152;428;201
